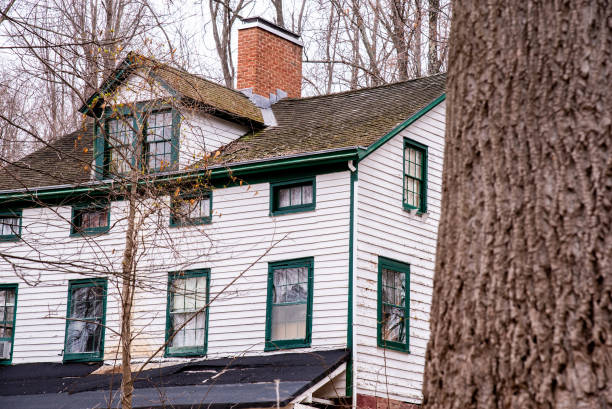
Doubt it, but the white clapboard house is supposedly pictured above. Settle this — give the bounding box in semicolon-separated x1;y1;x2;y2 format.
0;17;446;409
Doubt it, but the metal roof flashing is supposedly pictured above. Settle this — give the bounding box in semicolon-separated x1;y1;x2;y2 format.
239;16;304;47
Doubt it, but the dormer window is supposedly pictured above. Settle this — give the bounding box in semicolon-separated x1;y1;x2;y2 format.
145;111;174;172
94;108;179;178
107;116;134;175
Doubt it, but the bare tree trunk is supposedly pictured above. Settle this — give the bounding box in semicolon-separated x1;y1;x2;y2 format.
427;0;440;74
209;0;251;89
412;0;422;77
271;0;284;27
119;161;141;409
388;0;409;81
423;1;612;408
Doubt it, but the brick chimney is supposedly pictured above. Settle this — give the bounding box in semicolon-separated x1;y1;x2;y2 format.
237;17;303;100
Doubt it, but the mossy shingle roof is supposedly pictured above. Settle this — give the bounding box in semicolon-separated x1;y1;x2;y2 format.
211;73;446;164
0;72;445;192
81;53;264;125
145;59;264;124
0;125;93;191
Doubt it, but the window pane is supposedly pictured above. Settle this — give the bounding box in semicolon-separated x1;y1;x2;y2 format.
146;112;173;172
200;196;211;218
0;217;19;236
381;267;407;344
169;274;207;352
173;194;210;224
290;186;302;206
278;188;290;208
270;264;309;342
382;304;406;343
302;184;313;204
275;182;314;210
271;304;307;340
75;207;108;232
66;285;104;354
405;147;423;179
273;267;308;304
404;177;421;208
107;118;133;175
0;288;16;355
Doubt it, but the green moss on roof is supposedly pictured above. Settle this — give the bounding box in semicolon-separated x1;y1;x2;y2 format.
0;124;93;191
144;59;264;124
210;73;446;164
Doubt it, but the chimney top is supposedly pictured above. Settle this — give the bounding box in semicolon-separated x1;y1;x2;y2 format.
239;16;303;47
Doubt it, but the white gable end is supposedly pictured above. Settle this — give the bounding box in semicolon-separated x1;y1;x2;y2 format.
112;69;173;104
354;100;446;404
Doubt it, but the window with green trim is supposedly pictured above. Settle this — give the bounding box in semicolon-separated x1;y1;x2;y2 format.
170;192;212;227
95;108;179;178
107;116;135;175
403;139;427;213
71;203;110;235
0;210;21;241
265;257;313;351
166;270;209;357
270;178;315;215
64;278;107;362
0;284;18;364
145;111;174;172
377;257;410;352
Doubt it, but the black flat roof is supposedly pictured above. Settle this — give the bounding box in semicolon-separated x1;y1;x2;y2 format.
0;349;349;409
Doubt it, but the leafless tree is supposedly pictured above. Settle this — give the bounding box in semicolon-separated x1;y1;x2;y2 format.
208;0;255;88
303;0;450;92
0;0;176;147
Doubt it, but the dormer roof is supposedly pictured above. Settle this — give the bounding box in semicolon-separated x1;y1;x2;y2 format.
79;53;264;125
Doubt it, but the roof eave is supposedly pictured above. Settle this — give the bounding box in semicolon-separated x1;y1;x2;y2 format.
0;147;362;202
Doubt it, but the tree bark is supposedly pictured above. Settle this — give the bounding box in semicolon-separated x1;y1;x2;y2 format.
423;1;611;409
119;169;139;409
271;0;284;28
427;0;440;74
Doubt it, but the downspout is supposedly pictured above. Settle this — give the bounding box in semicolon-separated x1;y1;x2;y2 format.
346;160;358;405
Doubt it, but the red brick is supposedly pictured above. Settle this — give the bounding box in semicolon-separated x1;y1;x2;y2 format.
356;394;420;409
237;26;302;98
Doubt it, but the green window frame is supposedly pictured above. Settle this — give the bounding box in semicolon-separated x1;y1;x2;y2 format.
165;269;210;357
70;203;111;236
265;257;314;351
93;106;180;178
269;177;316;216
0;210;22;242
0;284;18;364
169;191;213;227
403;138;428;213
377;257;410;352
63;278;107;362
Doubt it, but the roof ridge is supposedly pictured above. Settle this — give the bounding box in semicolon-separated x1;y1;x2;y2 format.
282;72;446;102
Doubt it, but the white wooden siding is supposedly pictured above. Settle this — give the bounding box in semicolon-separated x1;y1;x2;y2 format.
114;71;172;105
354;101;446;403
0;171;351;367
179;110;248;168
